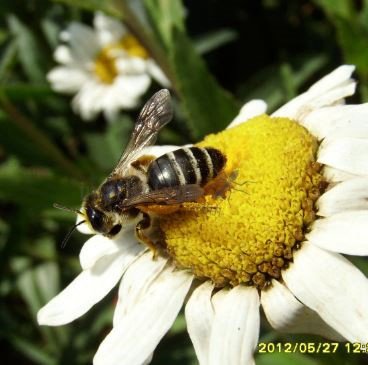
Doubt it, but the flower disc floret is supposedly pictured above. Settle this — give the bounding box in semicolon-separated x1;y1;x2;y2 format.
159;115;324;288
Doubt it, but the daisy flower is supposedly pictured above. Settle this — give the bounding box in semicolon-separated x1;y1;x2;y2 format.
38;65;368;365
48;12;169;121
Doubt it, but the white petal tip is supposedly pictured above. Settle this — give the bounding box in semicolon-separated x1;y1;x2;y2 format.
37;308;59;327
227;99;267;129
36;311;46;325
338;64;355;74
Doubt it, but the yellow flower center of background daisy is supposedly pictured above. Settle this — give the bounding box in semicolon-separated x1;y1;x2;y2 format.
159;115;324;289
119;35;149;59
94;35;149;84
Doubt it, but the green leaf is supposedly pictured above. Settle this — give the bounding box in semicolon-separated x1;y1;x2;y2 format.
0;40;17;81
169;29;239;139
314;1;368;93
16;261;60;317
52;0;120;16
333;17;368;78
13;255;69;351
0;218;9;251
350;256;368;276
257;352;321;365
0;29;8;45
313;0;355;18
72;304;114;349
0;113;59;167
194;29;238;55
170;313;186;334
143;1;238;138
238;55;328;112
41;18;60;49
8;334;56;365
0;83;53;100
362;0;368;23
0;159;83;212
84;115;133;172
0;109;77;169
7;14;46;83
144;0;186;47
288;56;329;89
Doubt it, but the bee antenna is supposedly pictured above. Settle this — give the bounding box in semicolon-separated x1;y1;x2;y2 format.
53;203;82;215
61;220;86;249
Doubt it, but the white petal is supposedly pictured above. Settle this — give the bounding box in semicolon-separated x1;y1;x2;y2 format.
113;252;168;324
146;59;171;87
283;242;368;342
37;251;133;326
301;104;368;140
208;286;260;365
93;267;193;365
94;11;125;46
317;177;368;216
307;211;368;255
185;281;215;365
227;100;267;129
72;81;107;120
100;86;135;121
318;137;368;176
261;280;344;340
79;230;142;270
309;65;355;92
60;29;71;42
142;354;153;365
65;22;100;63
47;67;88;94
79;235;117;269
272;65;355;120
73;73;151;120
323;166;359;183
114;74;151;101
54;45;73;65
115;57;147;74
102;84;138;121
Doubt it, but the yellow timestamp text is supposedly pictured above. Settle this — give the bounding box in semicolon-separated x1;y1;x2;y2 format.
258;342;368;354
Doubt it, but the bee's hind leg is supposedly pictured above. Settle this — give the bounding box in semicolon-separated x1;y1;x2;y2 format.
135;213;160;258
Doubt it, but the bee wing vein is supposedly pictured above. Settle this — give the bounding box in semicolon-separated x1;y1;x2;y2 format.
110;89;173;178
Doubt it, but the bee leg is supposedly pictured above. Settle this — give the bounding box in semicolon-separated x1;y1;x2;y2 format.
135;213;158;258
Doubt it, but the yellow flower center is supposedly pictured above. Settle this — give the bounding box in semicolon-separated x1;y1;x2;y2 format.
159;115;324;289
93;35;149;84
119;35;150;59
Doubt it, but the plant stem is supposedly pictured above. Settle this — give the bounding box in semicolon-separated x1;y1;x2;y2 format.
113;0;177;92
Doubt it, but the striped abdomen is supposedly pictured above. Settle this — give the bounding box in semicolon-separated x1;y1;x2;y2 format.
147;147;226;190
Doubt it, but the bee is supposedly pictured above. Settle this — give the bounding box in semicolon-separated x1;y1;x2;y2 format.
70;89;226;252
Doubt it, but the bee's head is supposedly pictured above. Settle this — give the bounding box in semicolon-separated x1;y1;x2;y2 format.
53;198;123;250
83;193;122;237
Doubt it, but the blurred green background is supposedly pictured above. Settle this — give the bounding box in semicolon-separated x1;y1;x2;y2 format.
1;0;368;364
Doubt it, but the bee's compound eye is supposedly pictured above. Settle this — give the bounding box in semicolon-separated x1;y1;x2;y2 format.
86;206;104;232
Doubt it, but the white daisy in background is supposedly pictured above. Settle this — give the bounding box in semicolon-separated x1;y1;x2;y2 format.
38;65;368;365
48;12;169;121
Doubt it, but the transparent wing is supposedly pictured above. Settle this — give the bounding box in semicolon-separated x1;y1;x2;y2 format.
110;89;173;178
120;185;204;208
